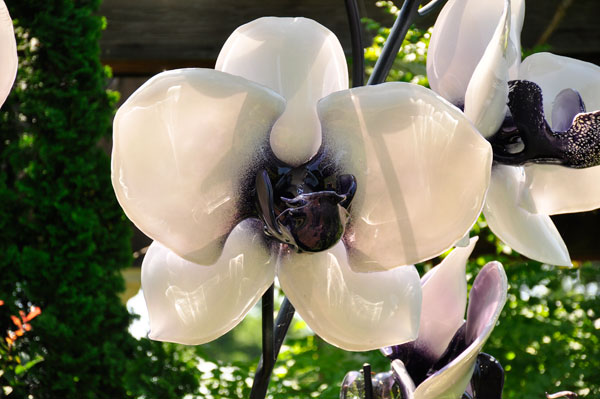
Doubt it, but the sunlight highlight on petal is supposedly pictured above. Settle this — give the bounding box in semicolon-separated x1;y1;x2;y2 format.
319;82;492;267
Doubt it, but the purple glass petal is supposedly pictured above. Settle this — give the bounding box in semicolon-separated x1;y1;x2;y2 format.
551;88;586;132
465;262;508;345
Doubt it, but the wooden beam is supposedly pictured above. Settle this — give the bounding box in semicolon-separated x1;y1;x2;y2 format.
99;0;600;76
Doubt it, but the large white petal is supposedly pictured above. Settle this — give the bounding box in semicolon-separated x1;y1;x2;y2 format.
484;164;571;266
520;163;600;215
414;262;507;399
427;0;506;106
318;83;492;268
519;53;600;126
216;17;348;166
112;68;285;264
142;218;275;345
0;1;17;107
417;238;477;362
464;0;511;138
277;241;422;351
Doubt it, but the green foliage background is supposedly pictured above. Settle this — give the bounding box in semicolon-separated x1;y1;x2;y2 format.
0;1;598;399
0;1;197;398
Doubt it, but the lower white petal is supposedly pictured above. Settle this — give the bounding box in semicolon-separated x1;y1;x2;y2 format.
318;82;492;268
414;262;507;399
418;238;477;362
142;218;275;345
521;163;600;215
0;1;17;107
277;241;422;351
484;164;571;266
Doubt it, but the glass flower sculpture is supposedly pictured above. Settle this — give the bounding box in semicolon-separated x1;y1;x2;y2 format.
0;0;17;108
112;17;493;350
340;238;508;398
428;0;600;266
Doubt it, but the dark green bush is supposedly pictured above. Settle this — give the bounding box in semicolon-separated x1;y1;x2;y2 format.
0;1;198;397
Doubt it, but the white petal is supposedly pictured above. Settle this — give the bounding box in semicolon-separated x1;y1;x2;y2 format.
508;0;525;79
464;0;511;138
484;164;571;266
318;83;492;267
216;17;348;166
277;241;422;351
112;68;285;264
519;53;600;127
520;163;600;215
418;237;477;362
0;1;17;107
427;0;506;105
142;218;275;345
414;262;507;399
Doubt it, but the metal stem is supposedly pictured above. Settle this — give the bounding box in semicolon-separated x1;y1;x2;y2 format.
249;286;296;399
363;363;374;399
344;0;365;87
367;0;422;85
418;0;448;16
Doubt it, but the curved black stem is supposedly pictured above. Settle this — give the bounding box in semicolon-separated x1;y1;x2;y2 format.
418;0;447;16
249;287;296;399
367;0;422;85
344;0;364;87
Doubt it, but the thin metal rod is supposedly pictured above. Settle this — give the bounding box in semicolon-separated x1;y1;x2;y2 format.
250;285;274;399
344;0;365;87
418;0;448;16
363;363;373;399
273;297;295;360
249;287;296;399
367;0;422;85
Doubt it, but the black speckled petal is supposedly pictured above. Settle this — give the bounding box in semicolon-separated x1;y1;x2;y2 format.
491;80;600;168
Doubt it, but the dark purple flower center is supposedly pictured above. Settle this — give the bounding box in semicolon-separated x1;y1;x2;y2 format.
489;80;600;168
255;149;356;252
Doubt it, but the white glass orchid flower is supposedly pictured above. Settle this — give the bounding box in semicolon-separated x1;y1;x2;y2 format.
112;17;493;351
0;0;17;108
340;238;508;399
428;0;600;266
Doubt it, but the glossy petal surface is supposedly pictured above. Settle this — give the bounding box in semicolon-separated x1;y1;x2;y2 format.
484;165;571;266
216;17;348;166
414;262;507;399
319;82;492;268
508;0;525;79
0;1;17;107
428;0;506;105
519;53;600;127
142;218;275;345
112;69;285;264
418;238;477;361
464;0;511;138
521;163;600;215
277;241;422;351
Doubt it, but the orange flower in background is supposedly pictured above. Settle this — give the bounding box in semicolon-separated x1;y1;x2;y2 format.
4;305;42;347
